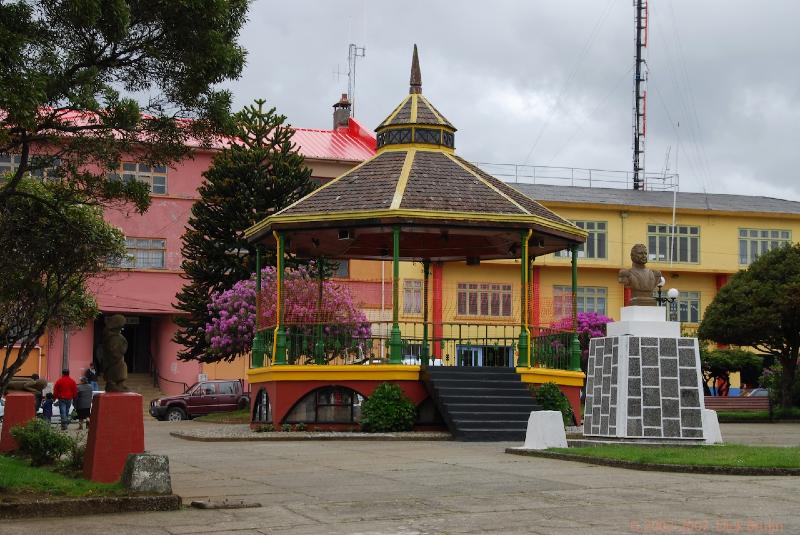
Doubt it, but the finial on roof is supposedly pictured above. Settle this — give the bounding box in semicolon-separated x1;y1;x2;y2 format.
409;44;422;94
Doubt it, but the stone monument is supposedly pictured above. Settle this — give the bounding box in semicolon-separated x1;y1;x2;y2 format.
583;244;711;441
102;314;130;392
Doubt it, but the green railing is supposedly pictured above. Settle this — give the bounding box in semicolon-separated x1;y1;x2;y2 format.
251;321;574;370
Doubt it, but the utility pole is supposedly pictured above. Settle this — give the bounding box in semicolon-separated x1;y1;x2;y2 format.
632;0;648;190
347;44;366;117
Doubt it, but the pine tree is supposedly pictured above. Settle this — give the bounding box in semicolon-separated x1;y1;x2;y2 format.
174;100;314;363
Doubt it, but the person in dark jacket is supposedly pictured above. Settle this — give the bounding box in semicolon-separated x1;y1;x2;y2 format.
75;376;93;430
40;392;54;422
85;364;99;392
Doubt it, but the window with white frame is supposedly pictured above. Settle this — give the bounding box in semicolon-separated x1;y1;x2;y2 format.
457;283;512;317
647;224;699;263
553;286;607;318
738;228;791;265
403;279;422;314
663;291;700;323
110;162;168;194
0;154;61;179
555;221;607;259
120;238;166;269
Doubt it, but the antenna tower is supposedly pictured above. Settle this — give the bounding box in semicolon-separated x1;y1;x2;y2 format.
632;0;648;190
347;44;366;116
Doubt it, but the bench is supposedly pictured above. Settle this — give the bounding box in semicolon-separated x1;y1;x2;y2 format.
704;396;771;412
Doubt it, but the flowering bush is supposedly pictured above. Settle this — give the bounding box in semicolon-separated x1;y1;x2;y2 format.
551;311;612;372
205;263;370;360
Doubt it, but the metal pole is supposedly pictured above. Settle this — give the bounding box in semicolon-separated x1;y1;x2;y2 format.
273;231;287;365
389;226;402;363
251;247;266;367
569;244;582;371
518;230;532;367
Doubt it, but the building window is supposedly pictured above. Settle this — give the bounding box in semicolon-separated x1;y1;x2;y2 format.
0;154;61;179
553;286;607;318
414;128;441;144
376;128;412;148
120;237;166;269
110;162;168;194
403;279;422;314
284;387;364;424
647;224;699;263
555;221;607;259
332;259;349;278
674;291;701;323
457;283;512;317
739;228;791;265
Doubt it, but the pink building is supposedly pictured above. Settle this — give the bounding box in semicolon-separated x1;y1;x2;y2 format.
45;97;376;394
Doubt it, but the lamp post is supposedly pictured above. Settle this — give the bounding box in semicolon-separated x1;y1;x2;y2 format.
656;277;680;321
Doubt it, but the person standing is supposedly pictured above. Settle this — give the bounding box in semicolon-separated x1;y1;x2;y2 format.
40;393;54;423
53;369;77;430
75;377;93;430
85;363;99;391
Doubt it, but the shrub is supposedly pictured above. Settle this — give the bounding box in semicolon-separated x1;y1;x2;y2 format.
10;418;74;466
254;423;274;433
61;429;87;473
531;382;574;426
295;422;307;432
280;423;291;432
360;383;416;432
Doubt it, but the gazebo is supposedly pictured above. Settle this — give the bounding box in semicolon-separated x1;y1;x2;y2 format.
245;46;587;430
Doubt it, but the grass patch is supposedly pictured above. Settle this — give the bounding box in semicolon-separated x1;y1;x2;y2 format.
194;409;250;424
0;455;126;498
549;444;800;469
717;407;800;422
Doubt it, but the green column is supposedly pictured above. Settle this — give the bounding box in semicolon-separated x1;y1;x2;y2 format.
274;231;287;365
313;257;325;364
421;259;431;365
569;243;581;371
389;226;402;363
517;231;531;367
251;247;265;368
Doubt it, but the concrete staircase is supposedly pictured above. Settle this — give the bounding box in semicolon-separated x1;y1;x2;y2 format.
422;367;541;441
124;373;166;412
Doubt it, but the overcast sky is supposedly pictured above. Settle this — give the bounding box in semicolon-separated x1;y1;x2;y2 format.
222;1;800;201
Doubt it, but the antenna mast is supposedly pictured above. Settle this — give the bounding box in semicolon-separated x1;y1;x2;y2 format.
347;43;366;116
632;0;648;190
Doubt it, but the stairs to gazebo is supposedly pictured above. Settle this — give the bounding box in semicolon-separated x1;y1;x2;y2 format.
423;367;542;442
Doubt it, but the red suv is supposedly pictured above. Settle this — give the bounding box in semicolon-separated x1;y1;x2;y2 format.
150;380;250;421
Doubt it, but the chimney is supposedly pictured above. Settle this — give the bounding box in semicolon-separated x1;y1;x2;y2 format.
332;93;351;129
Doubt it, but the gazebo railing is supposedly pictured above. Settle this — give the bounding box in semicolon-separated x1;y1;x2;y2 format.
251;321;574;369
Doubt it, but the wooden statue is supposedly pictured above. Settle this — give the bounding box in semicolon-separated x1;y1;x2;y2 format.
102;314;130;392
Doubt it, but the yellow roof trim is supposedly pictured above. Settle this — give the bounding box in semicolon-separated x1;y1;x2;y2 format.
381;95;411;127
410;94;418;123
444;152;530;215
390;149;416;209
419;95;448;125
246;207;588;240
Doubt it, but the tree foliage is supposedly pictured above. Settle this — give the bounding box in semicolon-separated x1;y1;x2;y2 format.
0;178;126;393
204;264;370;363
700;344;764;396
552;311;612;372
174;100;314;362
698;243;800;407
0;0;248;212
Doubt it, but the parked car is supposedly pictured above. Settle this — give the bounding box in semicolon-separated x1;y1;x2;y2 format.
149;380;250;421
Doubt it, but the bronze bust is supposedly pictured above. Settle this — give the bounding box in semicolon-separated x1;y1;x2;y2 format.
618;244;662;306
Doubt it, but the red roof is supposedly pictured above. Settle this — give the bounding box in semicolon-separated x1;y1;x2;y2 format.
292;118;376;162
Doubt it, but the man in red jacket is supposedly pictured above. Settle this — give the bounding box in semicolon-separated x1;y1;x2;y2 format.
53;369;77;430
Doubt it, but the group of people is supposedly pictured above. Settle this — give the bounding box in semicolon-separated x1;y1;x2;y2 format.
39;364;99;430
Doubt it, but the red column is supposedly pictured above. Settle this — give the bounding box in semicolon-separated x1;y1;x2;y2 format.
0;392;36;452
432;262;443;359
715;274;729;291
624;287;632;307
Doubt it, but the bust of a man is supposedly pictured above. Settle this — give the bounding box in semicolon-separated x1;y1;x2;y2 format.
618;244;662;306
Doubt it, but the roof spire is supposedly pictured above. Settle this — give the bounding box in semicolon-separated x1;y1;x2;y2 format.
409;44;422;94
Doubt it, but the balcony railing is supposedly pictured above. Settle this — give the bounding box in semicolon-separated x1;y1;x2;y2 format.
251;321;574;370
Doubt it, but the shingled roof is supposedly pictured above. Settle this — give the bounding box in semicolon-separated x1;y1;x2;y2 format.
246;46;585;260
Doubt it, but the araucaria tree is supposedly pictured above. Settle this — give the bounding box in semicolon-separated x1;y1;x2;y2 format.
698;243;800;408
0;1;247;389
0;179;126;394
174;100;314;362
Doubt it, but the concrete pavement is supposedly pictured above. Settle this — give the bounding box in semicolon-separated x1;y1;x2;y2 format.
1;420;798;534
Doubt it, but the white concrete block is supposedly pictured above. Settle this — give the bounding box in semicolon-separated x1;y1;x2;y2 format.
701;409;723;444
519;411;568;450
620;306;667;322
606;320;681;338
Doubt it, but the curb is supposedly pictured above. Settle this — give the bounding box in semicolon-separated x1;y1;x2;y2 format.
0;494;182;520
170;431;452;442
505;449;800;476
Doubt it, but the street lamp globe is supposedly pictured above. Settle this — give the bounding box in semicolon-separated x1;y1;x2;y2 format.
667;288;680;300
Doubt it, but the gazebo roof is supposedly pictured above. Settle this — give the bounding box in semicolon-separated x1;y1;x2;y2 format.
246;45;585;261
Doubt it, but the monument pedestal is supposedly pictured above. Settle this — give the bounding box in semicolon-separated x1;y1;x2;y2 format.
584;307;707;440
0;392;36;452
83;392;145;482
